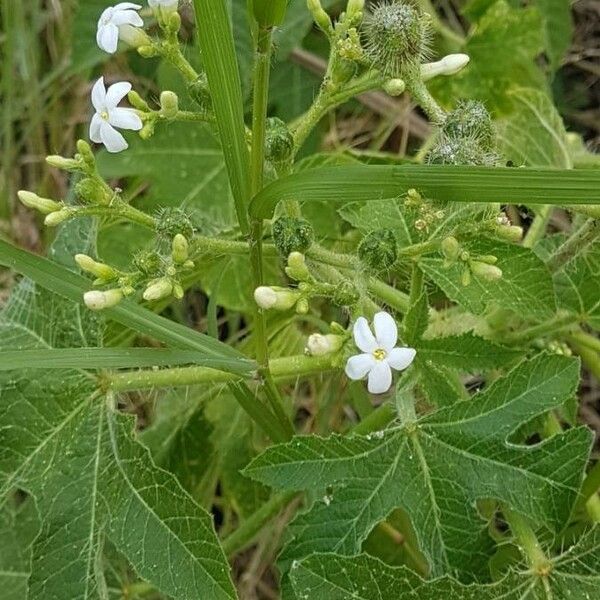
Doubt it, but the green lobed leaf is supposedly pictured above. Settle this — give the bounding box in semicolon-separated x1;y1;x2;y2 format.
249;165;600;220
535;0;573;71
245;354;592;580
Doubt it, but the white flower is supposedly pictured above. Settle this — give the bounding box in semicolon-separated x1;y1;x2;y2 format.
97;3;143;54
345;311;416;394
421;54;470;81
89;77;143;153
148;0;178;8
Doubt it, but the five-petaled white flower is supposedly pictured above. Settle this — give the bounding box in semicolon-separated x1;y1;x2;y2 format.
90;77;143;153
96;3;143;54
148;0;179;8
345;311;416;394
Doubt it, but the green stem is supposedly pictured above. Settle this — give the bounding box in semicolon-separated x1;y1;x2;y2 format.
567;336;600;380
523;206;553;249
351;402;396;435
503;506;551;573
569;330;600;354
547;218;599;271
503;313;580;345
405;77;446;125
171;110;215;123
163;46;198;83
70;204;156;229
367;278;411;313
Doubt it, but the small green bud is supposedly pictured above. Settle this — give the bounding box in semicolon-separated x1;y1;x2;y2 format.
83;288;123;311
75;254;117;281
272;216;314;258
75;178;112;206
171;234;189;264
461;266;471;287
250;0;288;27
133;250;162;276
362;0;431;77
296;298;310;314
44;209;73;226
160;91;179;120
166;10;181;31
254;286;300;311
470;261;503;282
285;252;311;281
156;207;194;240
306;333;344;356
119;24;152;49
383;78;406;96
46;155;80;171
76;140;95;167
173;282;185;300
441;236;460;261
138;45;159;58
478;254;498;265
143;278;174;301
188;73;212;110
307;0;333;33
128;90;151;112
332;280;360;307
347;0;365;24
265;118;294;166
17;191;62;215
495;224;523;243
358;228;398;271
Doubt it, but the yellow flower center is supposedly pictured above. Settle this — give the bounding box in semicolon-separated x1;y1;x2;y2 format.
373;348;387;361
100;110;109;121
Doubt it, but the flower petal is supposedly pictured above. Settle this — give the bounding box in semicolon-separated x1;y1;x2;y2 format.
105;81;133;108
373;311;398;351
114;2;143;10
353;317;377;353
91;77;106;111
98;23;119;53
100;121;128;153
111;9;144;27
109;107;142;130
89;114;103;143
387;347;416;371
367;360;392;394
345;354;375;381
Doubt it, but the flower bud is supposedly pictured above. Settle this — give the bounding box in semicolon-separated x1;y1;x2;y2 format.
307;0;333;33
76;139;95;167
363;0;431;77
383;78;406;96
173;282;184;300
332;281;360;307
272;216;314;258
421;53;469;81
46;155;80;171
296;298;309;314
17;191;62;215
75;178;112;206
128;90;151;112
188;73;212;110
347;0;365;24
119;24;152;49
139;121;156;140
138;45;159;58
160;91;179;120
358;228;398;271
285;252;311;281
461;266;471;287
306;333;343;356
75;254;117;281
250;0;288;27
477;254;498;265
156;207;194;240
265;118;294;166
171;234;189;264
143;278;174;301
470;261;503;282
495;224;523;243
83;289;123;311
44;209;73;226
254;286;300;311
441;236;460;261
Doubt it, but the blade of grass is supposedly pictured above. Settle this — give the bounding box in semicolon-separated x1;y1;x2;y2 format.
0;239;246;363
0;348;255;373
192;0;251;234
249;165;600;219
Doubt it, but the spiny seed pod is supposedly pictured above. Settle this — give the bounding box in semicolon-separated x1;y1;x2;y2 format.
362;0;431;77
265;118;294;165
272;216;314;258
358;228;398;271
188;73;212;110
332;280;360;307
427;134;498;167
75;178;112;206
443;100;495;149
133;250;163;276
156;207;194;240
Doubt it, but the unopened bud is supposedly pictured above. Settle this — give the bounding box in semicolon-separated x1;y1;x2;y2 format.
119;24;151;49
383;78;406;96
441;236;460;261
143;278;174;301
421;54;470;81
44;209;73;226
18;191;62;215
478;255;498;265
75;178;112;206
83;289;123;311
306;333;343;356
285;252;310;281
346;0;365;23
254;286;300;311
171;234;189;264
160;91;179;119
76;139;95;166
497;225;523;242
296;298;309;314
46;155;80;171
307;0;333;33
75;254;117;281
470;261;503;282
138;45;159;58
173;282;184;299
461;267;471;287
128;90;151;112
139;121;156;140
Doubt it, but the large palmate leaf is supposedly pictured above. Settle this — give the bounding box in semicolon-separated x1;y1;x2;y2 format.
245;355;591;580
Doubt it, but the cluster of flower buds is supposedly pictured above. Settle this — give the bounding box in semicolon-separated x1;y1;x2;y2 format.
440;236;502;286
403;188;445;235
488;213;524;243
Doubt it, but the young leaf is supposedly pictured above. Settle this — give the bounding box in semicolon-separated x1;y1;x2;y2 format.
245;355;591;579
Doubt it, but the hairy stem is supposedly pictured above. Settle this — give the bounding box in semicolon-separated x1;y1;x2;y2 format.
503;506;551;573
547;218;599;271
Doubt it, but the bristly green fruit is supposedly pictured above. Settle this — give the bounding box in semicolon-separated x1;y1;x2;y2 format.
272;216;315;258
443;100;495;149
358;228;398;270
250;0;289;27
426;134;499;166
265;118;294;165
155;207;194;240
362;0;431;77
